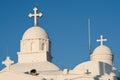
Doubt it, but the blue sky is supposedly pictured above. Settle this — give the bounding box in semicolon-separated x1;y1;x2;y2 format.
0;0;120;70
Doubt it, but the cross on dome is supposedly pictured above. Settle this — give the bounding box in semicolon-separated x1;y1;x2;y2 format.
28;7;43;26
97;35;107;45
2;57;14;71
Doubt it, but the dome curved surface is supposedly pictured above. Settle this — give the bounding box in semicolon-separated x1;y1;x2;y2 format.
71;61;119;76
3;62;60;73
71;61;101;75
0;71;33;80
22;26;48;40
73;61;99;72
92;45;112;55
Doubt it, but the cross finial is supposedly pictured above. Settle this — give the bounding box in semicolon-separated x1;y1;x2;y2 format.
2;56;14;71
97;35;107;45
28;7;43;26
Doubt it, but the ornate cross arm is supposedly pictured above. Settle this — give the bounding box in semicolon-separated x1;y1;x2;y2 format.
2;56;14;71
28;7;43;26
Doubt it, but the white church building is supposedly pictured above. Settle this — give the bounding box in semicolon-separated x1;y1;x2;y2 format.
0;7;120;80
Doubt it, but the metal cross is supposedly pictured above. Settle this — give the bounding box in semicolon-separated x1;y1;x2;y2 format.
97;35;107;45
28;7;43;26
2;57;14;70
85;69;91;75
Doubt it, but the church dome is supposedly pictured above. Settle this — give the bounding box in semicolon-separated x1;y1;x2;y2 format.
22;26;48;40
91;45;113;65
2;62;60;73
72;61;100;75
71;61;119;76
92;45;112;55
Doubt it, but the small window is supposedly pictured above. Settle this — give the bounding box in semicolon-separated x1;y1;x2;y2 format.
42;43;44;50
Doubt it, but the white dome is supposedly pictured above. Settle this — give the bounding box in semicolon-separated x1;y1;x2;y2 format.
72;61;100;75
91;45;113;65
2;62;60;73
92;45;112;55
71;61;119;76
22;26;48;40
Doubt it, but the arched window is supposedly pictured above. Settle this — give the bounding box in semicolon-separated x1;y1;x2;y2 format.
42;43;44;51
31;42;34;52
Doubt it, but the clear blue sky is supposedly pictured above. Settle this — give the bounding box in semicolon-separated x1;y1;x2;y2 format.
0;0;120;70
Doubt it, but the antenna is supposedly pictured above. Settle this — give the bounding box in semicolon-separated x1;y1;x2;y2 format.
88;17;92;54
6;45;8;56
6;40;9;57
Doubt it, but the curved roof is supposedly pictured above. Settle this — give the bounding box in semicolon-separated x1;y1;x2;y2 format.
22;26;48;40
71;61;119;76
0;71;33;80
92;45;112;55
72;61;99;74
2;62;60;73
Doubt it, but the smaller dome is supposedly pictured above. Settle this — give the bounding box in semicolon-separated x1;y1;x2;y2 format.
91;45;113;65
22;26;48;40
92;45;112;55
